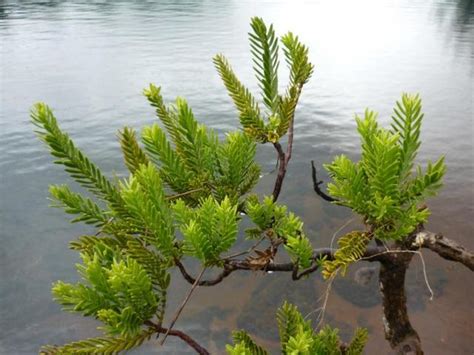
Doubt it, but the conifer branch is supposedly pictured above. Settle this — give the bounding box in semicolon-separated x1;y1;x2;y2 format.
31;103;124;210
118;127;150;174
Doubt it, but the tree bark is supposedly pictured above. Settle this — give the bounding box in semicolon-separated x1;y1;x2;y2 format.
416;231;474;271
379;251;423;355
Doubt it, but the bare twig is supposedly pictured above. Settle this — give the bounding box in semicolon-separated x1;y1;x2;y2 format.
221;236;266;260
166;188;206;201
330;217;356;250
160;267;206;346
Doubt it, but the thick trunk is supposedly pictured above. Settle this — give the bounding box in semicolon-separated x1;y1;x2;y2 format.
379;252;423;355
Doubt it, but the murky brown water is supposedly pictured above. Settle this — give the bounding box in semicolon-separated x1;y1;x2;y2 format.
1;1;473;354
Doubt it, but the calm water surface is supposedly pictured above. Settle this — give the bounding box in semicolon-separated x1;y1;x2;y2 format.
1;1;473;354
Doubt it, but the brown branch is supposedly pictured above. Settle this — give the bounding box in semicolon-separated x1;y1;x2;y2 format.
311;160;337;202
174;259;234;286
175;247;385;285
272;141;287;201
285;111;295;165
145;321;210;355
416;230;474;271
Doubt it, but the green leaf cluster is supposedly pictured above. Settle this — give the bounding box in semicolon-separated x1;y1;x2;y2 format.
142;85;261;204
226;302;368;355
119;163;175;256
325;94;446;240
214;17;313;143
31;106;175;352
173;196;239;266
246;196;313;269
52;246;162;338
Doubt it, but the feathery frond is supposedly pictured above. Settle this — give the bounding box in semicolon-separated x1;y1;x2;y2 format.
277;301;310;354
40;329;153;354
173;196;239;266
346;328;369;355
143;83;181;144
119;163;175;256
213;54;267;142
119;127;150;174
249;17;280;113
215;18;312;144
31;103;123;210
391;93;423;182
52;250;159;337
322;232;370;279
281;32;314;87
142;123;193;193
49;184;109;226
226;330;269;355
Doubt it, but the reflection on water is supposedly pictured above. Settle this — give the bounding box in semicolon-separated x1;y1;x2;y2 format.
0;1;473;354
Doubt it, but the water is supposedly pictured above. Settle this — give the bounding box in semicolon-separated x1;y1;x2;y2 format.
0;1;473;354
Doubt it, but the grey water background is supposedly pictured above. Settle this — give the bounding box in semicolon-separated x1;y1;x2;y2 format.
0;0;473;354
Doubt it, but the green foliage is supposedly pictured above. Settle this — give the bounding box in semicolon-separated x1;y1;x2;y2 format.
246;196;313;269
31;103;124;211
215;17;313;143
119;127;150;174
213;54;267;142
325;94;446;240
52;246;162;338
277;301;312;353
49;184;109;226
281;32;314;88
249;17;280;113
226;302;367;355
40;329;153;354
346;328;369;355
322;232;371;279
226;330;269;355
119;163;175;256
32;18;378;355
142;84;261;204
173;196;239;266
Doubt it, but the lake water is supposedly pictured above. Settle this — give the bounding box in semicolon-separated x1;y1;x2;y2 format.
0;1;473;354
